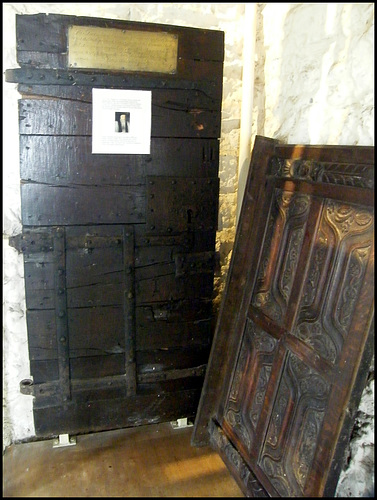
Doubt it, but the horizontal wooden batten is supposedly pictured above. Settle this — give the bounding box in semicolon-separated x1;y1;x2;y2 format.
21;184;145;226
27;307;211;356
30;355;125;384
134;228;216;251
33;387;202;437
18;94;221;138
137;299;213;323
23;365;207;398
20;136;219;185
27;306;126;360
136;346;210;374
10;59;223;95
12;75;223;107
32;330;209;364
29;377;205;410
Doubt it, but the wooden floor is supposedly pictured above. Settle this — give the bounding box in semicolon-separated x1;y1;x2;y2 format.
3;421;244;497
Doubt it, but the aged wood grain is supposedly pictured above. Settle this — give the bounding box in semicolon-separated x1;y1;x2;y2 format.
16;13;224;61
21;184;145;226
10;12;223;438
20;136;219;184
33;388;202;436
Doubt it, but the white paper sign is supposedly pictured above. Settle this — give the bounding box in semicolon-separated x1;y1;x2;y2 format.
92;88;152;154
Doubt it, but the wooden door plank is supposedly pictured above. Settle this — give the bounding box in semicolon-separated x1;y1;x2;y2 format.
136;272;214;304
20;136;219;184
136;319;211;351
18;94;221;138
33;388;202;437
137;346;210;375
21;184;145;226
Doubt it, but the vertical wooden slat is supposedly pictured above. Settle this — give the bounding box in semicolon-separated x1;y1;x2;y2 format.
54;227;71;401
124;226;136;396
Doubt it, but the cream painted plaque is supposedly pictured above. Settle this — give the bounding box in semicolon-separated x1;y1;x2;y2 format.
68;25;178;73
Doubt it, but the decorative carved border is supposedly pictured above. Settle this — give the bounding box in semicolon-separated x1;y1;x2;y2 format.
269;157;374;189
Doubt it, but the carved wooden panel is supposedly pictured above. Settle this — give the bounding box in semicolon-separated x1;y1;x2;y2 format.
292;200;374;365
192;136;374;497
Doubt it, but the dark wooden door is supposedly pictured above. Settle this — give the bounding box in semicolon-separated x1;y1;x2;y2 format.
6;13;224;437
192;136;374;497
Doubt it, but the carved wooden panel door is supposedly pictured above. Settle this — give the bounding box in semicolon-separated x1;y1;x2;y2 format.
6;13;223;438
192;136;374;497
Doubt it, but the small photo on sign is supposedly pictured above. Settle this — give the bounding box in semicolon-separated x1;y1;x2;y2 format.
115;112;130;133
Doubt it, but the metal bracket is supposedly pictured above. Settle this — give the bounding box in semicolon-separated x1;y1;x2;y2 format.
53;434;76;448
170;417;194;429
9;230;53;254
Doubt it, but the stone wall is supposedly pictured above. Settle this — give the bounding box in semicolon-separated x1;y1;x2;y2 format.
3;2;374;496
252;3;374;145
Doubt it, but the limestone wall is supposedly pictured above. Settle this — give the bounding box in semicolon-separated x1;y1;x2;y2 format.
252;3;374;145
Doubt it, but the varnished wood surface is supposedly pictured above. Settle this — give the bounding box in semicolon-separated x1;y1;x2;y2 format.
3;422;243;497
